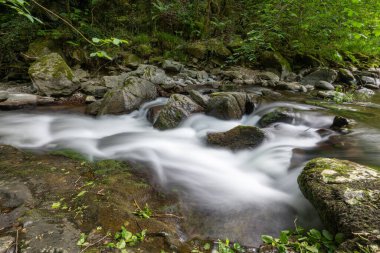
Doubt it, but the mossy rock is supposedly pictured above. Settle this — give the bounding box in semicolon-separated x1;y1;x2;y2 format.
28;53;77;96
298;158;380;251
186;41;208;59
26;39;59;59
260;51;292;80
258;108;295;127
208;38;232;58
207;125;265;150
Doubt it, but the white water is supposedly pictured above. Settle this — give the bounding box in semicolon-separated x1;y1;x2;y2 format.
0;99;340;244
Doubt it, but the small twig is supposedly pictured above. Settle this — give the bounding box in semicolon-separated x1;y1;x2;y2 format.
133;199;142;211
96;189;105;196
74;176;82;186
20;53;38;60
79;234;109;253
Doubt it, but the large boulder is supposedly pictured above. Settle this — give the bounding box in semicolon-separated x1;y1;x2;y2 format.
260;51;292;80
98;76;158;115
258;108;295;127
338;68;356;86
28;53;77;96
301;68;338;86
298;158;380;252
153;94;203;130
207;125;265;150
360;76;380;89
206;92;259;120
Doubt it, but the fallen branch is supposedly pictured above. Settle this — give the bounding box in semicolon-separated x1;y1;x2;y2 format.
79;234;109;253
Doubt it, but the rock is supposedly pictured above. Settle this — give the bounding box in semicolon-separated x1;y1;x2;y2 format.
258;109;294;127
356;87;375;97
260;51;292;80
186;41;208;59
257;71;280;84
330;116;354;131
315;81;335;90
0;93;55;109
29;53;77;96
73;68;89;82
122;52;142;68
154;94;203;130
98;76;158;115
26;39;58;59
275;81;304;92
207;125;265;150
189;90;209;108
317;90;343;99
301;68;338;86
85;99;102;115
162;60;184;73
0;91;9;102
208;39;232;58
136;64;168;85
360;76;380;89
0;236;14;253
298;158;380;251
147;105;164;123
206;92;258;120
102;73;130;89
81;83;108;98
338;68;356;85
85;95;96;104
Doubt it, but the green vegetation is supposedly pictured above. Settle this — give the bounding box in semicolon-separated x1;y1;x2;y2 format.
261;226;344;253
217;239;245;253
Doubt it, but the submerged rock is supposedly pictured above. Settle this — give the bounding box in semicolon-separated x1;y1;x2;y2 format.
298;158;380;251
28;53;77;96
154;94;203;130
98;76;157;115
258;109;294;127
207;125;265;150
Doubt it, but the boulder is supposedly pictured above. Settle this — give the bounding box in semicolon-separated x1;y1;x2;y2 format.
315;81;335;91
301;68;338;86
189;90;209;108
153;94;203;130
260;51;292;80
298;158;380;252
122;52;142;68
206;92;258;120
0;91;9;102
338;68;356;86
29;53;77;96
81;83;108;98
275;81;305;92
162;60;184;73
98;76;158;115
136;64;168;85
258;109;294;127
330;116;354;131
360;76;380;89
207;125;265;150
102;73;130;89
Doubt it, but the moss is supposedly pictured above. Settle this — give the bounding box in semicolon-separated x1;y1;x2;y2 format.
186;41;208;59
29;53;74;81
49;149;88;161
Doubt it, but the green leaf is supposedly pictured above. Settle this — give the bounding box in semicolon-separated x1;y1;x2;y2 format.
52;202;61;209
305;245;319;253
335;233;345;244
76;190;87;198
112;38;121;46
309;229;321;240
203;243;211;250
261;235;274;244
322;230;333;241
92;37;101;43
116;239;126;249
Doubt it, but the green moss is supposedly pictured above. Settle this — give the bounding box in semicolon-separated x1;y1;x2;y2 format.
49;149;88;161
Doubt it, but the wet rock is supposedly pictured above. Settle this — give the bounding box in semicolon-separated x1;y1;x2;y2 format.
356;87;375;97
0;91;9;102
162;60;184;73
360;76;380;89
338;68;356;86
258;109;294;127
85;99;102;115
29;53;77;96
330;116;353;131
298;158;380;251
81;83;108;98
275;81;304;92
0;93;55;109
0;236;14;253
260;51;292;80
147;105;164;123
189;90;209;108
98;76;158;115
315;81;335;90
301;68;338;86
154;94;203;130
207;125;265;150
206;92;258;120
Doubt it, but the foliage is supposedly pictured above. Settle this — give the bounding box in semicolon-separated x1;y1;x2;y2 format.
107;226;146;250
217;239;245;253
0;0;41;23
261;226;344;253
133;203;153;219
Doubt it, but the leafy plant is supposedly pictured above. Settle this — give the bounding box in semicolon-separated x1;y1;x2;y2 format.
107;226;147;250
0;0;41;23
133;203;153;219
332;86;355;104
261;226;344;253
217;239;245;253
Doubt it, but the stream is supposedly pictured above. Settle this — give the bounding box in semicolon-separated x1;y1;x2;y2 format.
0;97;379;246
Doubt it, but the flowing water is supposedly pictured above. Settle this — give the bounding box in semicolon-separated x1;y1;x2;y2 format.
0;97;380;246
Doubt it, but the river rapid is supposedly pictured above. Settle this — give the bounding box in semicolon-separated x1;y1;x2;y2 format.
0;98;379;245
